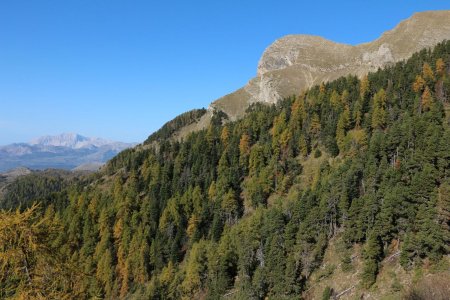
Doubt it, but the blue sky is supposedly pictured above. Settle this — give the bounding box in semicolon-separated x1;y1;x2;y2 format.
0;1;448;144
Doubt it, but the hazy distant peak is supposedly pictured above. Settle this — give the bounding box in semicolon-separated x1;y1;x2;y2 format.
0;133;136;172
29;133;117;149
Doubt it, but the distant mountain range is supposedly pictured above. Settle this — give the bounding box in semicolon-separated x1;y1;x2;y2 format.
0;133;136;172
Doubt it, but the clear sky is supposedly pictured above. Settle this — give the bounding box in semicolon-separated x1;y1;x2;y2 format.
0;1;448;145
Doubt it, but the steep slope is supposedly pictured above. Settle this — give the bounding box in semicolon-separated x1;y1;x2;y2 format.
169;10;450;141
2;41;449;299
213;10;450;119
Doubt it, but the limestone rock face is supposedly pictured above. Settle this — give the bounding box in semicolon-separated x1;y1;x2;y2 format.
211;10;450;120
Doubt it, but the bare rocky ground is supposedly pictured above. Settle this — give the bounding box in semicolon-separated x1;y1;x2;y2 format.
176;10;450;140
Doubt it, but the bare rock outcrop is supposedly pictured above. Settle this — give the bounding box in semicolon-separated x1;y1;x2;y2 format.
211;10;450;120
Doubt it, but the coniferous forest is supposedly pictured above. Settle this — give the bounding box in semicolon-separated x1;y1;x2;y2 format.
1;41;450;299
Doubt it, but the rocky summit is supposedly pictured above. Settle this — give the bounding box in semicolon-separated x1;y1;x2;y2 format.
185;11;450;128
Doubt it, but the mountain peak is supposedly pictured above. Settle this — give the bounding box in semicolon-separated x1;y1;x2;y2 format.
29;133;112;149
0;133;136;172
209;10;450;120
256;34;352;76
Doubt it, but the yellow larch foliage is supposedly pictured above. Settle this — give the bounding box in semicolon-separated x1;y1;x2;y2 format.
412;75;426;93
421;86;433;111
0;204;79;299
239;133;251;156
220;126;230;146
330;90;340;109
186;214;199;237
422;62;435;82
436;58;446;77
360;75;370;99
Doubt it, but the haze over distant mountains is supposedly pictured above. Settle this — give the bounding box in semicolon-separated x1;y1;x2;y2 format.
0;133;136;172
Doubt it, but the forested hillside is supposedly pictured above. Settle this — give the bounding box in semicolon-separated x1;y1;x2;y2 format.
144;109;208;144
1;41;449;299
0;169;89;211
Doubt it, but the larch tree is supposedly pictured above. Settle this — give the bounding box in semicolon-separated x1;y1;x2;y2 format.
422;62;435;82
371;88;387;130
421;86;434;111
360;75;369;99
413;75;426;93
0;204;82;299
436;58;446;77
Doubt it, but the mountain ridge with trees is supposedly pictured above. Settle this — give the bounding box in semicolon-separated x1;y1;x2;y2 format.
1;40;450;300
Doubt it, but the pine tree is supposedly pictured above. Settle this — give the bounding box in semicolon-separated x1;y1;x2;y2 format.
415;201;445;262
182;241;208;296
371;88;387;129
353;100;363;129
422;62;435;82
187;214;199;238
360;75;370;99
421;86;433;111
310;113;322;136
239;133;251;158
221;126;230;147
336;108;350;153
330;90;341;109
221;189;239;225
436;58;446;77
437;181;450;251
299;133;309;157
413;75;426;93
0;204;83;298
362;232;382;287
